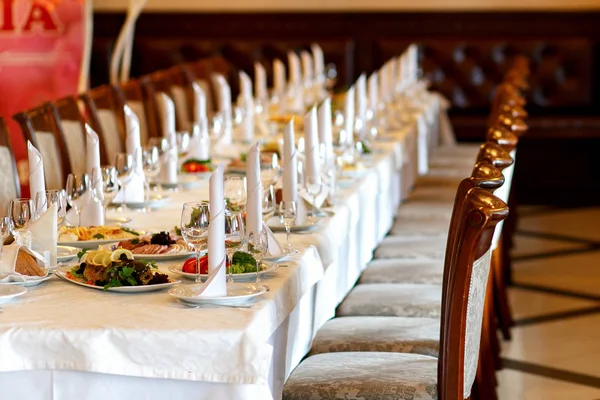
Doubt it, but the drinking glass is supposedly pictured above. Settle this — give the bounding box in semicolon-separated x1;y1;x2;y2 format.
114;153;133;212
0;216;11;258
9;198;34;246
210;113;225;141
142;147;161;212
92;166;119;222
224;176;247;213
180;202;210;284
176;132;191;160
224;211;244;283
65;174;88;227
278;200;297;254
247;229;268;290
261;184;276;221
147;137;169;154
35;190;67;229
304;175;322;222
260;152;280;186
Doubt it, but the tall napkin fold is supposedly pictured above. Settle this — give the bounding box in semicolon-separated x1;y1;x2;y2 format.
191;81;208;126
287;51;302;88
356;74;367;132
262;222;284;257
301;51;313;86
311;43;325;83
212;74;233;144
156;92;176;137
368;72;379;114
254;62;268;105
28;142;46;213
318;98;333;165
161;132;178;185
29;203;57;266
282;119;298;204
114;105;145;203
407;44;419;85
201;164;227;297
189;82;211;161
273;59;286;98
0;244;47;282
80;125;104;227
245;143;262;240
304;107;320;181
237;71;254;142
344;85;356;147
379;63;390;106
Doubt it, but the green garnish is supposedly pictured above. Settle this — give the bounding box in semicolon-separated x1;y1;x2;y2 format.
131;238;140;245
93;233;105;239
77;248;88;261
118;266;138;286
121;227;139;236
174;226;182;236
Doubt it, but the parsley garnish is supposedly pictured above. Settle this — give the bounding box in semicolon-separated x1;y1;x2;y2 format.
93;233;105;239
174;226;182;236
121;227;139;236
77;248;88;261
131;238;140;245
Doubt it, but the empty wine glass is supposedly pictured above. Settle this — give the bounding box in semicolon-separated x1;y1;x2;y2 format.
224;211;244;283
142;147;161;212
224;176;247;213
247;229;268;290
278;200;297;254
65;174;88;227
92;166;119;222
0;216;10;258
176;131;191;160
35;190;67;229
114;153;133;212
180;202;210;284
9;198;34;246
262;184;276;221
304;175;322;222
260;152;281;186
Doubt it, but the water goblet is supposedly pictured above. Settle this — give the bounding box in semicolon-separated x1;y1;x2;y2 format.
92;167;119;222
304;175;322;222
9;198;34;246
261;184;276;221
278;200;297;254
65;174;88;227
224;211;244;283
35;189;67;229
114;153;133;212
247;229;268;290
142;147;161;211
180;202;210;284
260;152;280;186
224;176;247;213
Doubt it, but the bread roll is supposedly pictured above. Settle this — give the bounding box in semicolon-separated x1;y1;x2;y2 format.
15;249;46;276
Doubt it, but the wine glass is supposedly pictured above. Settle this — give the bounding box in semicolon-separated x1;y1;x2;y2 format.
278;200;297;254
224;211;244;283
224;176;247;213
0;216;11;258
247;229;268;290
180;202;210;284
92;167;119;222
304;175;322;222
65;174;88;227
114;153;133;212
9;198;34;246
142;147;161;212
176;132;191;160
260;152;280;186
262;184;276;221
35;190;67;229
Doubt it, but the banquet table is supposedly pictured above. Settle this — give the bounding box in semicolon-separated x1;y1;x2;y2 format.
0;100;439;400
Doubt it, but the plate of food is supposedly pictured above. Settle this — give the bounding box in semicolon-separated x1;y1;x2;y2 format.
57;245;81;263
110;231;195;261
58;226;142;248
55;249;179;292
169;251;278;281
180;159;213;179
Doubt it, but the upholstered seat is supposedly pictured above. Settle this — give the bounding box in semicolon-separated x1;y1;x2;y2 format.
374;236;447;260
337;283;442;318
283;352;438;400
310;317;440;357
395;201;454;221
407;186;460;203
359;259;444;285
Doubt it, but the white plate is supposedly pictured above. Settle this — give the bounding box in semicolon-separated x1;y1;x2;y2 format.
169;282;266;305
266;216;322;232
134;249;196;261
54;266;180;293
168;260;279;281
106;217;133;225
0;285;27;303
162;174;205;190
58;238;122;249
0;274;53;287
57;246;81;262
111;194;170;209
262;254;288;263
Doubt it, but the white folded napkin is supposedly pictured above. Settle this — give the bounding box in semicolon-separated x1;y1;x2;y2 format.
311;43;325;83
202;164;227;297
80;126;104;227
212;74;233;144
254;62;268;105
189;126;211;162
246;143;262;239
29;203;57;265
273;59;286;98
301;51;313;86
114;106;145;203
344;86;355;147
161;132;178;185
263;222;283;257
379;63;390;106
318;98;334;165
237;71;254;142
407;44;419;85
356;74;367;131
287;51;302;87
303;107;320;181
28;141;46;213
156;92;176;137
282;119;298;204
192;81;207;125
368;72;379;114
0;244;47;282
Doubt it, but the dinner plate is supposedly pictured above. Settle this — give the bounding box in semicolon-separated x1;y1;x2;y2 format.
54;266;180;293
168;282;266;305
134;249;196;261
0;274;53;287
111;194;170;209
58;238;123;249
0;285;27;303
57;246;81;263
266;216;323;232
106;216;133;226
168;260;279;281
162;174;205;190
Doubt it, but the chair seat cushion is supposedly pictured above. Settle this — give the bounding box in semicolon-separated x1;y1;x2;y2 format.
395;202;454;221
416;169;469;188
389;216;450;237
283;352;438;400
310;316;440;357
408;186;460;203
359;259;444;284
374;236;447;259
337;283;442;318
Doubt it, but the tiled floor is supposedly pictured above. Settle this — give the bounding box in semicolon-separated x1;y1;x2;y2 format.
498;206;600;399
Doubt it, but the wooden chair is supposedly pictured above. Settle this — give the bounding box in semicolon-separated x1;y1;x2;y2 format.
0;117;21;217
80;85;126;165
49;96;88;177
120;79;151;146
13;103;68;190
283;188;508;400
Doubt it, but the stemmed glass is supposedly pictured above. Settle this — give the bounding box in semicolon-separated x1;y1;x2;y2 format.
224;211;244;283
260;152;280;186
262;185;276;221
176;132;191;160
180;202;210;284
0;216;11;257
114;153;133;212
65;174;88;227
92;167;119;222
142;147;161;212
35;190;67;229
304;176;322;222
247;229;268;290
9;198;34;246
224;176;247;213
278;200;297;254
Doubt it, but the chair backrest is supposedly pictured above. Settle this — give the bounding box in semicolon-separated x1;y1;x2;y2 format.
13;104;67;190
0;118;20;217
119;79;150;146
80;85;126;165
475;142;514;171
438;188;509;400
486;126;518;153
52;96;87;176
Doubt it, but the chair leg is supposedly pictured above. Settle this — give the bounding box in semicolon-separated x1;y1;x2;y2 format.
492;242;514;341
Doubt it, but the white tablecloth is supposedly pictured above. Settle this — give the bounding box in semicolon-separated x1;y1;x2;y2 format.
0;100;437;400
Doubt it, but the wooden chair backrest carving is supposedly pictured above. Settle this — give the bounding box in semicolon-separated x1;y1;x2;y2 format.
476;142;514;171
438;188;509;400
0;117;21;216
486;127;518;153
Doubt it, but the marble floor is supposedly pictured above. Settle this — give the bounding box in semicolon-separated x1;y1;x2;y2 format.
498;206;600;400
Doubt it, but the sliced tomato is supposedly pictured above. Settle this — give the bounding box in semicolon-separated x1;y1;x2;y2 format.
182;256;209;274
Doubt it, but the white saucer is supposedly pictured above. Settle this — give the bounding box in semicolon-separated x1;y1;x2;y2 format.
169;283;266;305
0;285;27;303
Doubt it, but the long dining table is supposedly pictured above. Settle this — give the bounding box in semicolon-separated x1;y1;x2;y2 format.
0;95;442;400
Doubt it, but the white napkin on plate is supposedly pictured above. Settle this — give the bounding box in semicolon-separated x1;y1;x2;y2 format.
356;74;367;131
303;107;320;181
282;120;307;223
161;132;178;185
273;59;286;98
202;164;227;297
192;81;207;125
212;74;233;144
344;85;355;147
263;222;283;257
254;62;268;105
0;244;47;282
237;71;254;142
301;51;313;86
246;143;262;240
80;126;104;227
28;141;46;212
188;83;211;161
287;51;302;88
318;98;334;165
156;92;176;137
368;72;379;114
311;43;325;83
29;203;57;265
407;44;419;85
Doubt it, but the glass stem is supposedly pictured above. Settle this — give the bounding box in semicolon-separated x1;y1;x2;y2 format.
285;224;291;252
195;250;201;283
145;179;150;212
122;184;127;213
77;210;81;227
227;253;232;282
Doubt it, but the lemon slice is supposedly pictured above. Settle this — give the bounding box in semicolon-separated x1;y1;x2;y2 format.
82;250;98;264
100;253;113;268
92;252;109;266
111;249;134;262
